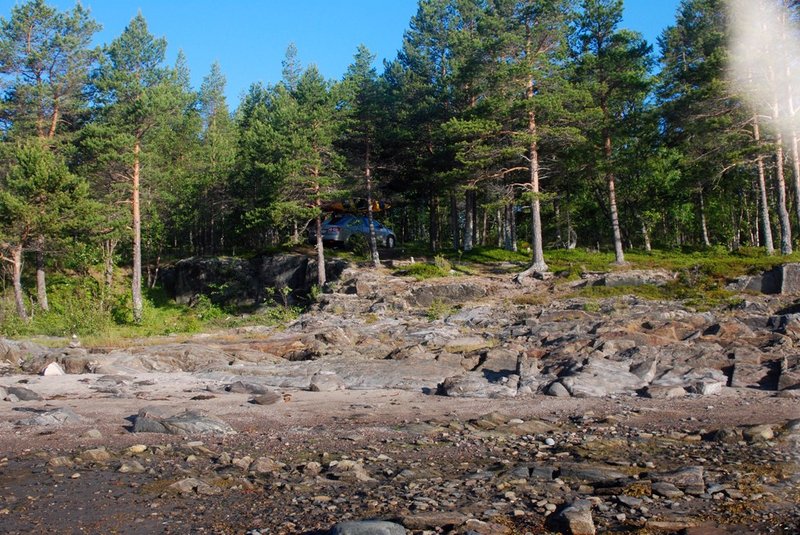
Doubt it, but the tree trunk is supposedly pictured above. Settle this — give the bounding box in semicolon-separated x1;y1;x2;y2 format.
35;236;49;312
132;138;144;323
463;189;474;252
103;238;118;292
365;142;380;268
754;115;775;254
790;130;800;232
481;208;488;247
450;191;460;251
527;84;548;272
641;219;652;252
430;196;440;253
47;101;59;139
10;244;28;321
314;178;326;287
604;133;625;264
699;188;711;247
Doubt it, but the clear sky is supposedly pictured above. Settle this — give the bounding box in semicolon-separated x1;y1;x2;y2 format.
1;0;683;107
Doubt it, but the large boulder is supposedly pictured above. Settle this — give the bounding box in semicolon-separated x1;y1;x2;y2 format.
162;253;348;308
730;263;800;295
408;282;487;307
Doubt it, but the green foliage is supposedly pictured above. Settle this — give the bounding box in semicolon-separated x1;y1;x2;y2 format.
433;254;452;272
426;299;456;321
398;262;451;280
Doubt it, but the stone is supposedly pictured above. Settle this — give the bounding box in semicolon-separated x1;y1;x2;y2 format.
133;407;235;435
443;336;491;354
653;466;705;495
41;362;66;376
547;499;596;535
327;460;375;482
546;381;571;397
250;392;282;405
309;371;346;392
5;386;43;401
643;385;686;399
226;381;273;395
408;282;487;307
329;521;406;535
82;429;103;439
652;482;684;498
742;424;774;442
400;512;468;530
16;407;84;426
439;373;517;399
249;456;283;474
560;359;646;398
82;447;111;463
118;460;146;474
168;477;221;495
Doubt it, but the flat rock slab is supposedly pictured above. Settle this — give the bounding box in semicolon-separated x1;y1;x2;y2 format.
329;521;406;535
132;406;235;435
15;406;84;426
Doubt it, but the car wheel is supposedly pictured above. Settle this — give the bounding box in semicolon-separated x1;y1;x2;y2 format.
386;236;396;249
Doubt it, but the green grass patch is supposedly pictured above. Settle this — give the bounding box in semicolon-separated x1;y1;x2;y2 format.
0;271;301;344
397;262;451;280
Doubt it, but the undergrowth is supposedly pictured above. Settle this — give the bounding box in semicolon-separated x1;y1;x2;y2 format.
0;271;301;343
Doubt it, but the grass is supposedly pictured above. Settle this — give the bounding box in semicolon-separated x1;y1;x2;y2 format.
0;271;301;346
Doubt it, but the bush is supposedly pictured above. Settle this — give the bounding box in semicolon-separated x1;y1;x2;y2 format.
399;262;450;280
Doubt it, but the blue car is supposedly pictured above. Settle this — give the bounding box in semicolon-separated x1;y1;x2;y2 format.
309;214;396;248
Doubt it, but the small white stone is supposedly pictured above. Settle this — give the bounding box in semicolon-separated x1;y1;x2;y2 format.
41;362;66;376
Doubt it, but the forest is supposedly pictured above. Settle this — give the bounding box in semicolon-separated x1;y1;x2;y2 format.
1;0;800;333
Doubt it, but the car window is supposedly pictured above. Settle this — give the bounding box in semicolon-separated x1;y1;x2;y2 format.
328;215;347;225
347;218;361;227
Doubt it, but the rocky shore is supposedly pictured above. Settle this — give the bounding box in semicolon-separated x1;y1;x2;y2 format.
1;264;799;533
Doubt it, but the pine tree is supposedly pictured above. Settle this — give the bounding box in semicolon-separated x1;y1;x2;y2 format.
573;0;653;264
91;13;184;322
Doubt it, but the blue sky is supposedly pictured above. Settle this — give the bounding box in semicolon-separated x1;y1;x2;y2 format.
1;0;682;106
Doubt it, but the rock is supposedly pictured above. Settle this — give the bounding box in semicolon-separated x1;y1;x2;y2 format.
250;392;283;405
168;477;221;495
777;357;800;390
328;460;375;482
41;362;66;376
48;456;74;468
16;407;84;426
408;282;487;307
443;336;491;354
742;424;774;442
163;254;347;308
653;466;705;495
118;460;146;474
461;519;512;534
439;373;517;399
558;463;627;484
82;447;111;463
594;269;675;288
249;457;283;474
652;481;684;498
547;499;596;535
400;512;468;530
5;386;43;401
309;371;346;392
132;407;235;435
546;381;571;397
226;381;273;395
643;385;686;399
329;520;406;535
82;429;103;439
560;359;646;398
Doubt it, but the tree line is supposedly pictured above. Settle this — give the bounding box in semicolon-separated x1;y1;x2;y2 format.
1;0;799;322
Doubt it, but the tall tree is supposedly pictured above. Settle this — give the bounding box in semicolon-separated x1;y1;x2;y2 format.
573;0;652;264
91;13;182;322
0;0;99;139
0;0;99;310
0;141;91;320
341;45;386;267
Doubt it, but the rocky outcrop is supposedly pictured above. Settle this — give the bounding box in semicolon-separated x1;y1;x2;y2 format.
162;253;348;308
